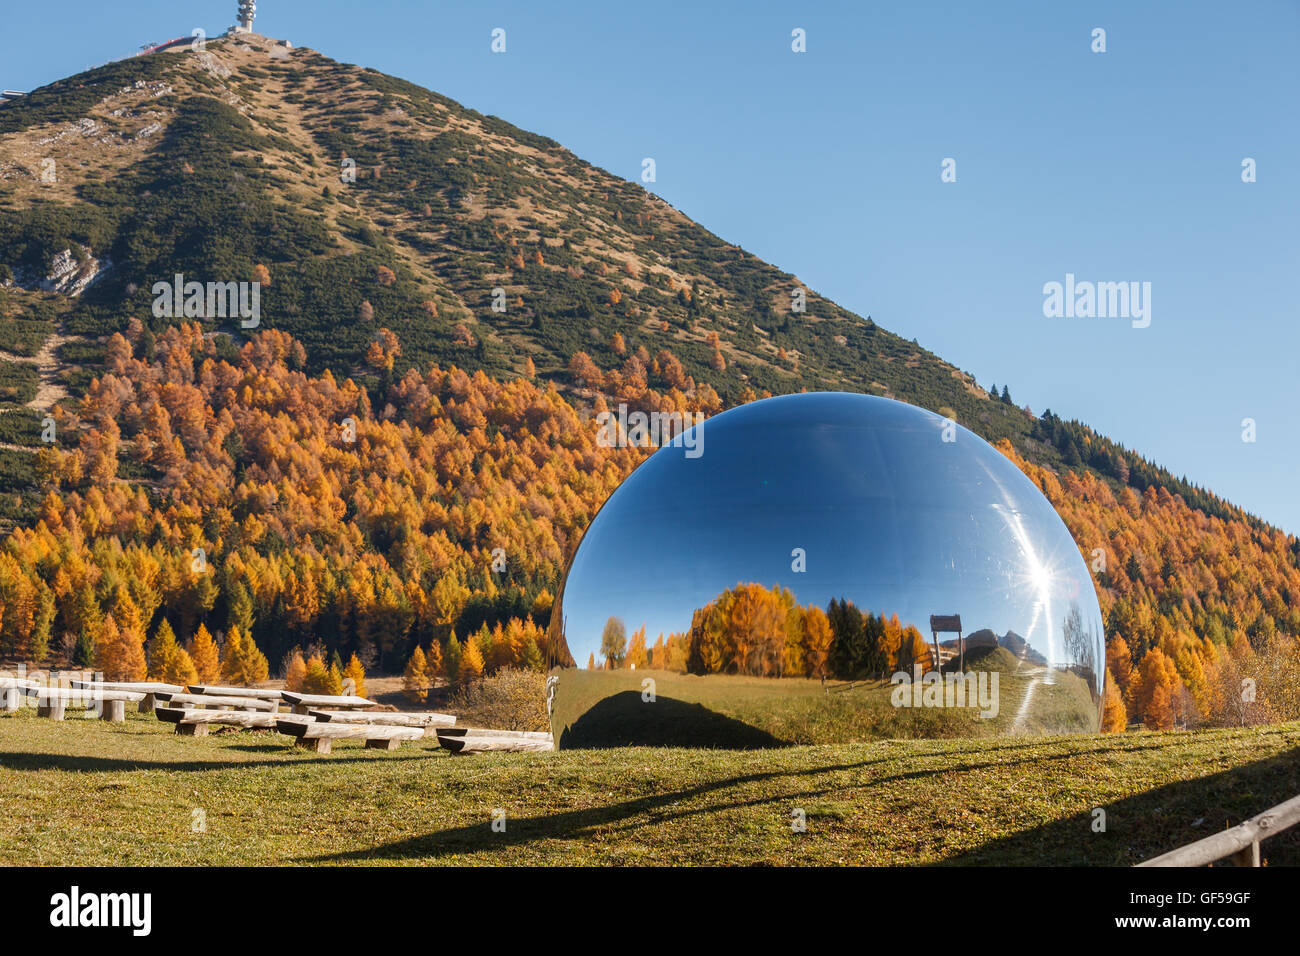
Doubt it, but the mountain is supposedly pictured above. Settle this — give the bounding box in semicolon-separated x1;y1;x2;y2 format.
0;33;1296;728
0;34;1257;528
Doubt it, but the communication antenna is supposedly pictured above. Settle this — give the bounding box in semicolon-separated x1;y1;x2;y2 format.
236;1;257;33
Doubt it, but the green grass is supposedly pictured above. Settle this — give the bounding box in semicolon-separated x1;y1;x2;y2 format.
2;709;1298;865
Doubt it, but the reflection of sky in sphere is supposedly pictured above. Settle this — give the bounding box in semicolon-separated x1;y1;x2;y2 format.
556;393;1104;692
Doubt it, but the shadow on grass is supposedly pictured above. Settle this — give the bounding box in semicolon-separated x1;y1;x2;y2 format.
304;734;1291;865
559;692;787;749
938;744;1300;866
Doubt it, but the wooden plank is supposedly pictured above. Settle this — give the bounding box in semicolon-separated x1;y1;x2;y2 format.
306;723;424;741
178;710;285;728
0;677;38;689
294;722;423;742
25;687;145;703
70;680;185;694
187;684;284;700
280;691;378;709
165;709;311;732
308;710;456;728
437;733;554;754
162;692;276;711
1139;793;1300;867
436;727;552;741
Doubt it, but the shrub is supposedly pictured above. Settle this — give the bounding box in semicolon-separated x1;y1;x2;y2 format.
447;667;548;732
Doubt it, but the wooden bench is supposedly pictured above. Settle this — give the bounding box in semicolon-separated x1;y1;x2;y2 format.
435;727;554;754
308;710;456;729
156;706;312;736
155;692;278;712
70;680;186;713
187;684;286;704
280;691;378;714
275;717;423;753
25;686;146;722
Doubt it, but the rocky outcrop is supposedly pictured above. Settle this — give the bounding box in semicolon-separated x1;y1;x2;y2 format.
6;247;112;298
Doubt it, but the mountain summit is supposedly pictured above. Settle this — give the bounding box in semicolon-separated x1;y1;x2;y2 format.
0;34;1275;533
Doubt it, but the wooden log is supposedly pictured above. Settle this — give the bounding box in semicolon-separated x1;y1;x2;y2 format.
437;733;554;754
70;680;184;695
297;722;423;742
280;691;378;710
179;710;285;728
1232;841;1261;867
1139;793;1300;867
0;677;38;689
27;687;145;703
296;737;332;754
365;738;404;750
177;722;210;737
436;727;553;740
99;698;126;722
3;686;22;712
37;699;67;720
275;718;314;738
186;684;284;701
173;711;313;733
308;710;456;728
139;693;157;714
162;693;276;711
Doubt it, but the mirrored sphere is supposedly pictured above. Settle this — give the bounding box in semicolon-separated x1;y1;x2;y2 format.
546;392;1105;748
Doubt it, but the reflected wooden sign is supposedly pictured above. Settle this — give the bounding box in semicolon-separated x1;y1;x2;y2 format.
930;614;962;633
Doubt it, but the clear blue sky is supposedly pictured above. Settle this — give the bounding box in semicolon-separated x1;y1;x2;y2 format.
4;1;1298;533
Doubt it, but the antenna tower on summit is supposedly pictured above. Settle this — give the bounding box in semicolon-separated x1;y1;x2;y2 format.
236;1;257;33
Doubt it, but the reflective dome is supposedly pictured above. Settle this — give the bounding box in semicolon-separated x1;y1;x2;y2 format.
546;392;1105;748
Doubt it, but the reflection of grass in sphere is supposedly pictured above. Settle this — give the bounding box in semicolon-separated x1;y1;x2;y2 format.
551;649;1098;748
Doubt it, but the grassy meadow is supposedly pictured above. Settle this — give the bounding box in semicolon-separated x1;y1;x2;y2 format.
2;708;1299;866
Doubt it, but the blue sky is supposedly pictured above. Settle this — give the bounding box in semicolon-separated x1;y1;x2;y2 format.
4;0;1297;532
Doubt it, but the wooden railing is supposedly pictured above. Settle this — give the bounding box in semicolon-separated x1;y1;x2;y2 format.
1138;793;1300;867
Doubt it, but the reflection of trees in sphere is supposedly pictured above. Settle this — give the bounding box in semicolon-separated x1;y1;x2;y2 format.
546;392;1106;749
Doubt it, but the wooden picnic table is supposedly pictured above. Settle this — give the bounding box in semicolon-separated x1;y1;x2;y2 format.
280;691;377;714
